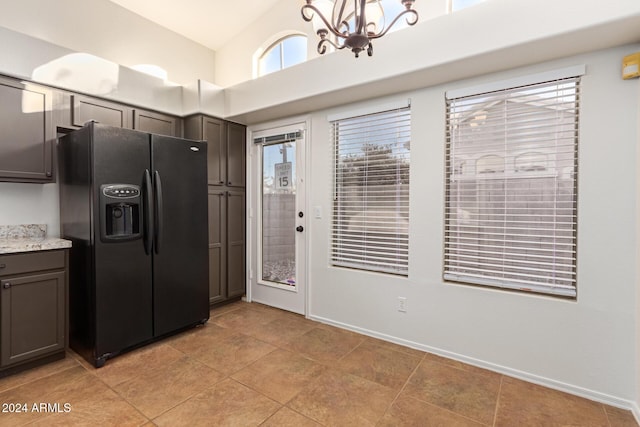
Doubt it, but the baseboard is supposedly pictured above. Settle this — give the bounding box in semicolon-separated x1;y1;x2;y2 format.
631;402;640;425
308;313;636;412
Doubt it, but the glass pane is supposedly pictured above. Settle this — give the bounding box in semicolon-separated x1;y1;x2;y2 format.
282;36;307;69
259;44;282;76
451;0;485;12
262;142;296;286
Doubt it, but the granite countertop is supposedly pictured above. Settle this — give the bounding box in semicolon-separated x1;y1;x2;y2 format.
0;224;72;255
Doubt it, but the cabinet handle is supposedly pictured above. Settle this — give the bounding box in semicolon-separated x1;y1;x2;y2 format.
0;263;6;269
218;180;224;185
3;283;11;289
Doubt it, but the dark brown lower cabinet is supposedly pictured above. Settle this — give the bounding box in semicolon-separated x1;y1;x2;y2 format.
207;187;245;305
227;190;245;299
0;250;67;373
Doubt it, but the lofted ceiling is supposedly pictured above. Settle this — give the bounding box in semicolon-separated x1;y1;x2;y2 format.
108;0;284;51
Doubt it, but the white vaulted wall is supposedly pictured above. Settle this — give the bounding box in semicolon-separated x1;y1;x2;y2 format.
0;0;216;84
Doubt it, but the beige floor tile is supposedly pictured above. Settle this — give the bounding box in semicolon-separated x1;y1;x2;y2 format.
243;315;317;348
153;378;281;427
0;366;109;425
212;305;281;332
261;407;323;426
209;300;245;318
287;369;397;426
423;351;498;377
402;358;501;425
362;335;426;358
166;322;237;355
495;376;610;427
30;387;148;427
338;340;422;390
284;326;364;364
114;356;224;419
90;342;185;387
0;355;80;393
232;349;325;404
605;406;640;427
192;333;277;374
378;394;485;426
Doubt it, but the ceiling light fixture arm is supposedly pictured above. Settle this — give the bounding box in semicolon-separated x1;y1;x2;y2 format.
301;3;356;40
369;7;418;40
301;0;419;58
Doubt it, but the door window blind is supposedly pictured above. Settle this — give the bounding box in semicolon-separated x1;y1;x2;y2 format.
331;107;411;276
444;77;579;297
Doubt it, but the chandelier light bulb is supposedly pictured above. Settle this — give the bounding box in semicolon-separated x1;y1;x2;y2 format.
301;0;418;58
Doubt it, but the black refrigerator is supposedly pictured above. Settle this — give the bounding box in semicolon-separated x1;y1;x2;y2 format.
59;122;209;367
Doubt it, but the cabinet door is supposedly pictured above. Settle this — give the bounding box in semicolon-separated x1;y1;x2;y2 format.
226;122;246;187
227;190;245;299
208;188;226;304
1;271;65;367
0;78;54;182
134;109;181;137
204;117;226;186
72;95;132;128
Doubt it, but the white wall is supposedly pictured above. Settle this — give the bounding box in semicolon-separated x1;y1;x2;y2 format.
0;0;216;85
0;183;60;237
258;45;639;406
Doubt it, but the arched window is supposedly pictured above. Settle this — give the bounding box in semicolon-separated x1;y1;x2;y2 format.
450;0;485;12
258;35;307;77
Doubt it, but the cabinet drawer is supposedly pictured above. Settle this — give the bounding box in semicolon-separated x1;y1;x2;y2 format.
0;251;65;277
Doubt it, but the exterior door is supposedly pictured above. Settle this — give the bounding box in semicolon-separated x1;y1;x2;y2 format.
249;123;307;315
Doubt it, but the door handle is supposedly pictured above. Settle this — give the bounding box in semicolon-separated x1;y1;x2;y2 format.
3;282;11;289
153;170;163;254
143;169;153;255
296;226;304;232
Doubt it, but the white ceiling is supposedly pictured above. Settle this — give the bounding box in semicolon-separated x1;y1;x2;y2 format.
108;0;283;51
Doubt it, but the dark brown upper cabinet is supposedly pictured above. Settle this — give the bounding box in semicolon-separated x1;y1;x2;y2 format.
133;109;181;137
70;95;132;129
184;115;227;186
226;122;246;188
0;76;55;183
184;115;246;188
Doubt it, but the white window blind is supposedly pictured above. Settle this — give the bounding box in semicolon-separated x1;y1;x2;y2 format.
444;76;580;297
331;107;411;276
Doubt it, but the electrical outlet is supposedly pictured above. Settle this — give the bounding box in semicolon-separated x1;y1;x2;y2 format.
398;297;407;313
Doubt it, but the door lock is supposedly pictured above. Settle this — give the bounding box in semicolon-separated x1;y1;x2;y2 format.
296;226;304;232
298;211;304;218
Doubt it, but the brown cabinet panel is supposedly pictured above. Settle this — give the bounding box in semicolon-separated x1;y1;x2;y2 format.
134;109;181;137
0;77;54;182
208;188;226;304
0;251;65;277
227;190;245;299
226;122;246;187
184;115;226;185
72;95;132;128
1;271;65;367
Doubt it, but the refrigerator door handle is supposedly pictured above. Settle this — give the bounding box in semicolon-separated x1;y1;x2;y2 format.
143;169;153;255
153;170;163;254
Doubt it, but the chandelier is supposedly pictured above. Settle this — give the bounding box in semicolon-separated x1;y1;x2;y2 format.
301;0;418;58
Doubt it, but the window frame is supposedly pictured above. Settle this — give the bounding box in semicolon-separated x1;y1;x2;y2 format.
257;34;307;78
443;72;582;298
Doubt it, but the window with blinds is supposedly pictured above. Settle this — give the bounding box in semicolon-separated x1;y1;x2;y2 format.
331;107;411;276
444;76;580;297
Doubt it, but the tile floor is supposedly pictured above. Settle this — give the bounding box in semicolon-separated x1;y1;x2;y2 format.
0;301;637;426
